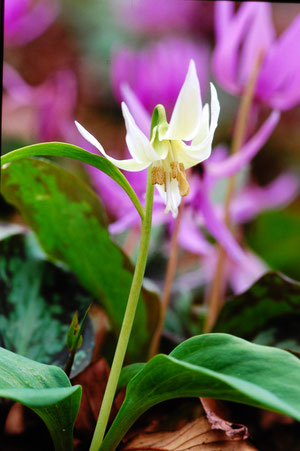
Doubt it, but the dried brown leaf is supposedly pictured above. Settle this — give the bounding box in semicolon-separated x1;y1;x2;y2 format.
200;398;249;440
122;416;257;451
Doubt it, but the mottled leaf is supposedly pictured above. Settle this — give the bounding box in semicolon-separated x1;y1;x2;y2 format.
0;142;144;219
1;158;160;360
0;232;94;376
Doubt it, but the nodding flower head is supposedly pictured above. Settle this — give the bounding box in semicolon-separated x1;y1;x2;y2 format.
75;60;220;217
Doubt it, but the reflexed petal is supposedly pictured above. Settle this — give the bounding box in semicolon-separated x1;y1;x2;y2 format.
120;83;151;136
75;121;149;171
199;181;248;264
231;173;299;224
206;110;280;179
178;210;213;256
194;83;220;144
177;144;212;170
161;60;202;141
122;102;162;163
191;103;209;145
176;84;220;169
188;83;220;151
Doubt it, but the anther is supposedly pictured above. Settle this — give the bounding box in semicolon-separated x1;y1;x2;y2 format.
170;162;179;179
177;165;190;196
151;166;165;185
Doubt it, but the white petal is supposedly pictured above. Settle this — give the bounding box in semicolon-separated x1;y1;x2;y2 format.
191;104;209;146
177;144;212;170
122;102;162;163
176;83;220;168
192;83;220;148
75;121;149;171
161;60;202;141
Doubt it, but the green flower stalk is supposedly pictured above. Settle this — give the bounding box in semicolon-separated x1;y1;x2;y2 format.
75;59;220;450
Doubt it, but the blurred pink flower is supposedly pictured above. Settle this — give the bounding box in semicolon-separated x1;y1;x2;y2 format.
213;2;300;110
112;36;210;116
3;63;78;144
113;0;204;36
4;0;59;47
177;165;298;294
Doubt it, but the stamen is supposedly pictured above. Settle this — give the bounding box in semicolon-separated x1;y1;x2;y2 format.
151;166;165;185
170;161;179;179
177;165;190;197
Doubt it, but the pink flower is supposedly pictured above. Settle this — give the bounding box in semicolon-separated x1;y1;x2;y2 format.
3;63;78;144
113;0;201;36
4;0;59;47
112;36;210;117
213;2;300;110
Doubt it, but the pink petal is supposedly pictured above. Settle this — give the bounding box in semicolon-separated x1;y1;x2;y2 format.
206;110;280;179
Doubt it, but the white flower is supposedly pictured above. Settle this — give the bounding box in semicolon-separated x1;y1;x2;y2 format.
75;60;220;217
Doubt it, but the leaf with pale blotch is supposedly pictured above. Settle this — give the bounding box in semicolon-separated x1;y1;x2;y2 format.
0;233;94;377
0;142;144;219
1;158;160;360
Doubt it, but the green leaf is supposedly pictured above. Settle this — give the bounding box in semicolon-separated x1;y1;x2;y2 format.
213;272;300;352
0;142;144;220
0;233;95;376
246;209;300;280
1;158;160;360
117;363;145;391
101;334;300;450
0;346;81;451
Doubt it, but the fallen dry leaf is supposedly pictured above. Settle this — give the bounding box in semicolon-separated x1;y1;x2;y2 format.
122;415;257;450
200;398;249;440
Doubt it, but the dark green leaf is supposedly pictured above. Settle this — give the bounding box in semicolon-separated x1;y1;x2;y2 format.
213;272;300;351
0;346;81;451
1;158;160;360
0;142;144;220
101;334;300;450
117;363;145;391
0;233;94;376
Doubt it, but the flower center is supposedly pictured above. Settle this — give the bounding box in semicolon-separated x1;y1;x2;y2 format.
151;161;190;197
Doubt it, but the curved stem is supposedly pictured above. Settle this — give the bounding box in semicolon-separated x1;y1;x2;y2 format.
89;168;154;451
148;200;184;359
203;51;264;333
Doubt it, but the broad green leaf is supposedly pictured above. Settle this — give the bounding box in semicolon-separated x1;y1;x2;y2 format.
0;142;144;220
101;334;300;450
0;346;81;451
246;209;300;280
1;158;160;360
213;272;300;352
117;363;145;390
0;233;94;376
